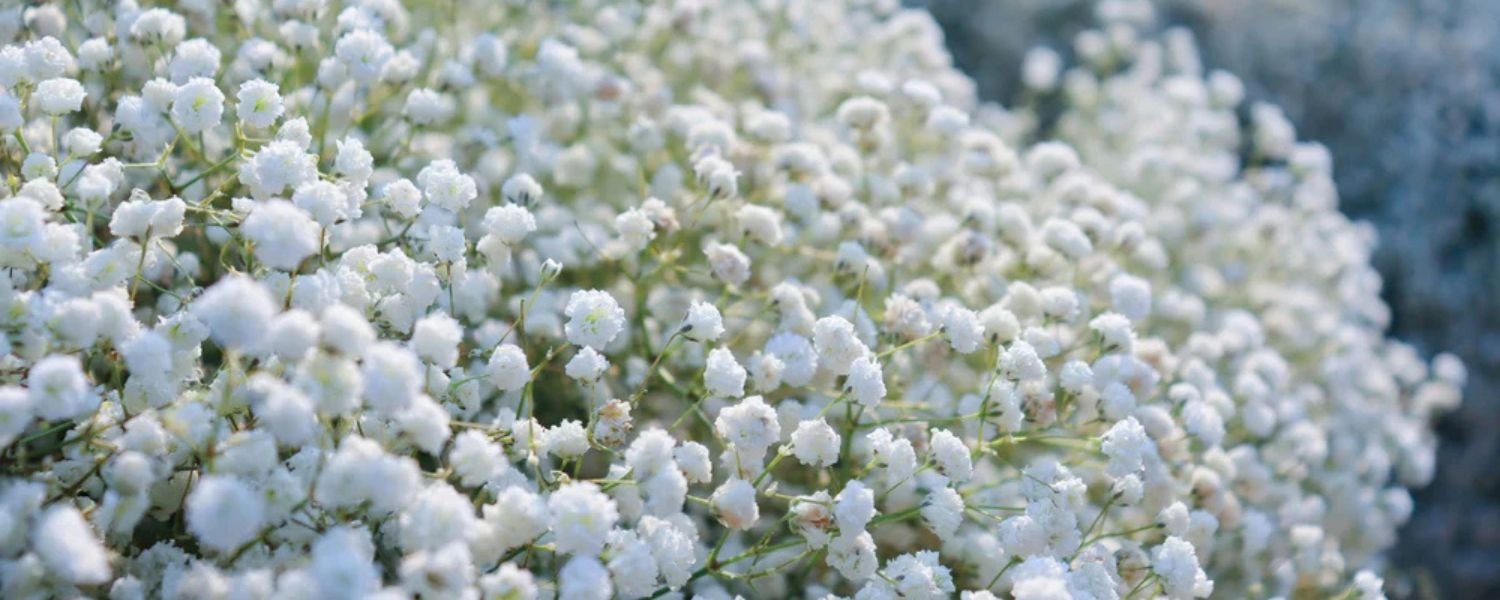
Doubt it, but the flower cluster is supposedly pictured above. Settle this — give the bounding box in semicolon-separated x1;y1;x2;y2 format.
0;1;1461;599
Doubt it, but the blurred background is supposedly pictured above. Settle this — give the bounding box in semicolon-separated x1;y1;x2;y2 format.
908;0;1500;597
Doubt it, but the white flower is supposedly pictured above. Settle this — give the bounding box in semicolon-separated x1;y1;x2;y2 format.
813;316;868;375
674;441;713;483
834;480;876;535
548;482;618;556
846;356;886;407
417;159;477;212
236;79;284;129
790;418;840;467
242;199;320;270
703;241;751;286
34;505;111;584
169;38;221;83
998;340;1047;381
1110;273;1153;320
360;342;423;413
487;344;531;390
187;475;267;553
1153;536;1213;599
64;128;103;156
615;207;656;251
715;395;781;455
922;487;965;541
34;77;86;114
558;556;612;600
836;96;889;129
502;173;544;205
405;87;454;124
827;531;879;581
240;140;318;198
929;428;973;483
682;301;724;342
293;180;358;226
171;77;226;133
192;276;278;350
711;478;759;530
484;204;537;244
735;203;784;246
483;487;548;553
694;155;739;198
564;290;626;350
565;346;609;381
941;305;985;354
544;420;589;458
1101;417;1155;477
411;313;462;369
703;347;746;398
335;29;394;84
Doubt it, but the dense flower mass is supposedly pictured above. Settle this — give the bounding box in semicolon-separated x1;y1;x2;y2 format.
0;0;1464;599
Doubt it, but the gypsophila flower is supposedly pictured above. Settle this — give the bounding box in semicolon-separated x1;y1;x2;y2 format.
703;347;747;398
34;77;85;114
187;475;267;553
790;418;841;468
242;199;320;270
930;428;974;483
711;478;759;530
682;300;724;341
565;346;609;381
548;482;617;556
172;77;226;133
486;344;531;391
0;3;1454;598
564;289;625;350
236;79;284;129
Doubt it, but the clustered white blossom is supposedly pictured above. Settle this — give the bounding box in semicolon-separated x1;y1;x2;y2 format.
0;1;1464;599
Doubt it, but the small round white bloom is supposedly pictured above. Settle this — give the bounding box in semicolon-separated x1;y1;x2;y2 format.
334;29;394;84
187;475;267;553
192;275;278;350
790;418;841;467
1110;273;1153;321
411;312;463;369
674;441;713;483
682;301;725;342
242;199;320;270
813;316;868;375
714;395;781;455
558;556;613;600
703;347;747;398
929;428;973;483
63;128;103;156
486;344;531;391
711;478;760;530
615;207;656;251
171;77;226;133
548;482;618;556
922;487;965;541
564;289;626;350
544;420;589;458
483;204;537;244
834;480;877;534
34;506;111;584
34;77;86;114
236;79;284;129
416;159;477;212
846;356;886;408
565;346;609;381
502;173;544;206
703;241;751;285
